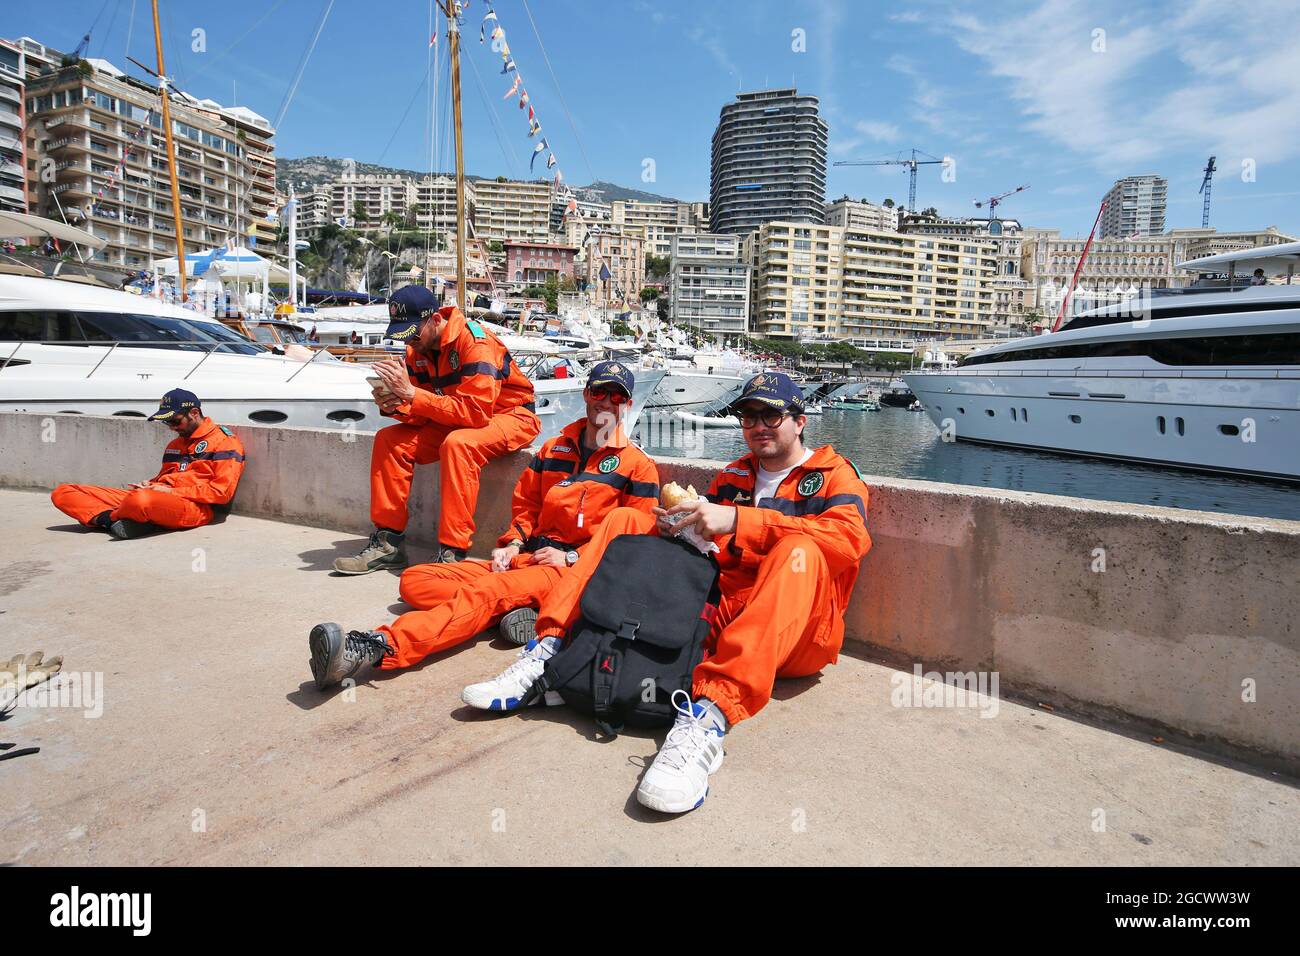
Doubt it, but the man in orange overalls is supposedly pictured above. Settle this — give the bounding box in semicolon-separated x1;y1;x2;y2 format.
309;362;659;692
461;371;872;813
50;388;246;539
334;285;540;574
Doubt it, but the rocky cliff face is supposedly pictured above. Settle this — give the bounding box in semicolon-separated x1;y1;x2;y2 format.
302;239;431;295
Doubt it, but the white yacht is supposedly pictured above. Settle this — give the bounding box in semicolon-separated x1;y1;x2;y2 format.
0;275;662;440
903;243;1300;481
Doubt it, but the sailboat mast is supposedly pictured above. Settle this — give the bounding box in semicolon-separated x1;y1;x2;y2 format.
150;0;187;302
447;2;468;309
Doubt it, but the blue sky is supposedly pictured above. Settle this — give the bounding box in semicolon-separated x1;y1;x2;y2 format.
11;0;1300;237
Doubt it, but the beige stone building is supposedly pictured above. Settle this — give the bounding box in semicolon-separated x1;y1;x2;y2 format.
899;215;1031;331
825;197;899;232
582;230;644;308
1022;225;1298;323
610;199;706;258
330;173;413;229
413;174;475;243
21;51;277;272
471;177;550;244
750;221;997;343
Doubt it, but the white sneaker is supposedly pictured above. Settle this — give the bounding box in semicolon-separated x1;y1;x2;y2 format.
461;637;563;711
636;690;725;814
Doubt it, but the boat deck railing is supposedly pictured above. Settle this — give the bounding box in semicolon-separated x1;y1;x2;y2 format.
1;338;347;384
911;365;1300;380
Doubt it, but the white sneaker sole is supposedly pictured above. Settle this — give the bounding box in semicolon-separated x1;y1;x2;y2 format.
636;746;724;814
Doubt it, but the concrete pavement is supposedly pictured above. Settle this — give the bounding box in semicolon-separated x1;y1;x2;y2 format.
0;489;1295;866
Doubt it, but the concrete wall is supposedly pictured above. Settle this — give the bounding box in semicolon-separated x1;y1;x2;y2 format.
2;412;1297;772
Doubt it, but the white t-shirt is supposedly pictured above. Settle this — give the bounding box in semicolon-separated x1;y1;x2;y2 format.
753;448;814;503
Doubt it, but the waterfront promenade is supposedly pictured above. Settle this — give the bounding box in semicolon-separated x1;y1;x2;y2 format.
2;489;1297;865
1;412;1298;865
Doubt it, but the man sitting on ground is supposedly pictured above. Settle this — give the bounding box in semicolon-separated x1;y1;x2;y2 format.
460;371;872;814
50;388;246;539
309;362;659;692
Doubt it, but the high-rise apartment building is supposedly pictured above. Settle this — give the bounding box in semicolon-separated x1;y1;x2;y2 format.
751;221;996;343
825;197;898;232
330;172;413;228
899;215;1029;330
21;50;277;271
610;199;706;257
0;40;28;213
710;89;827;236
413;174;475;239
1099;175;1167;238
669;233;750;342
471;177;551;244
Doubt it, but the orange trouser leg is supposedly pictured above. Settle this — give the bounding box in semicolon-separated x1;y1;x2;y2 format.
435;408;540;551
377;562;565;669
111;489;213;529
50;484;128;525
369;422;452;533
535;506;657;639
398;559;495;610
693;534;839;726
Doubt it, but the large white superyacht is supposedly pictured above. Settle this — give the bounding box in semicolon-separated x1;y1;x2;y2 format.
904;243;1300;481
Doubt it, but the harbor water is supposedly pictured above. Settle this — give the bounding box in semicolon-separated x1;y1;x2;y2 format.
635;405;1300;523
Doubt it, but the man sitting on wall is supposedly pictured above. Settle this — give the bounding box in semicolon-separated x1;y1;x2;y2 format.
334;286;541;573
50;388;246;539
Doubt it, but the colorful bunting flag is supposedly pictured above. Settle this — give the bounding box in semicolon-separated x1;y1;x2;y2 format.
504;75;521;99
529;139;547;171
479;11;497;41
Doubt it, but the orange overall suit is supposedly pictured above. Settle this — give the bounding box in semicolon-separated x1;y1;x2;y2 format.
376;419;660;670
534;444;871;726
371;305;540;550
50;418;246;530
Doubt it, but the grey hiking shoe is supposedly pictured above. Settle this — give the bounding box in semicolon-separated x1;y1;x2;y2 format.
435;545;467;564
108;517;151;539
308;623;393;691
334;529;406;575
498;607;538;646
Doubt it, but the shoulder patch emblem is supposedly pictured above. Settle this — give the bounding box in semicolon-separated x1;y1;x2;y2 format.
219;425;233;436
466;320;486;340
722;466;751;477
551;445;573;454
448;349;461;371
194;440;208;454
848;459;865;482
179;461;188;472
598;454;620;474
797;471;824;497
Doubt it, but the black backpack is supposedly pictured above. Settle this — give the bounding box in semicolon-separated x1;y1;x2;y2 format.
522;533;720;737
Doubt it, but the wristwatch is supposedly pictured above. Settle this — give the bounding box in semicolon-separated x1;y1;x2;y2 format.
507;538;524;549
565;550;579;566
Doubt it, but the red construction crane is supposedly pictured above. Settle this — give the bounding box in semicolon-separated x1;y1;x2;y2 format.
832;148;945;215
974;184;1029;222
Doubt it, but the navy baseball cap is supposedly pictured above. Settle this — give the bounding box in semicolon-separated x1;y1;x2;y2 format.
148;388;201;422
586;360;634;396
384;285;442;342
730;371;805;413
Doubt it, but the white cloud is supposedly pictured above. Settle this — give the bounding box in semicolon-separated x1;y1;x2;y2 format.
925;0;1300;170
